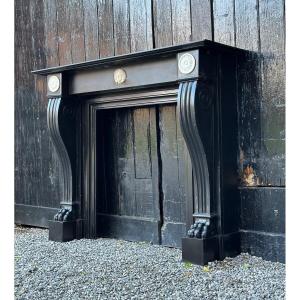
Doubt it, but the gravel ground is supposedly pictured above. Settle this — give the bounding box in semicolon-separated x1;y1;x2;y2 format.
15;226;285;300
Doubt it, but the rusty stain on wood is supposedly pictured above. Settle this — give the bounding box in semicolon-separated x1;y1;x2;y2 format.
242;165;256;186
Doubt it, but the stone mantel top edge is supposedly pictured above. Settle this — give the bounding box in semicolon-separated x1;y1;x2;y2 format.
32;40;248;76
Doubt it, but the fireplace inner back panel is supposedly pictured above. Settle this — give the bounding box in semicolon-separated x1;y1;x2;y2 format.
96;104;191;248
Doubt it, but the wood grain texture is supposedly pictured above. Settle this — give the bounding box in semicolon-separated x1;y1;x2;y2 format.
171;0;192;45
159;106;185;223
56;0;72;65
83;0;100;60
98;0;114;57
15;0;35;207
113;0;131;55
69;0;86;63
129;0;153;51
235;0;259;51
213;0;235;46
117;109;136;216
259;0;285;110
133;109;152;179
191;0;213;41
44;0;59;67
152;0;173;47
258;0;285;185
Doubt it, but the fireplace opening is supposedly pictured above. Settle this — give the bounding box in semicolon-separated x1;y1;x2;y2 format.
94;104;192;248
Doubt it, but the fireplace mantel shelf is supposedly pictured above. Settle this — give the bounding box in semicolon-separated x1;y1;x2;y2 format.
32;40;245;76
34;40;248;266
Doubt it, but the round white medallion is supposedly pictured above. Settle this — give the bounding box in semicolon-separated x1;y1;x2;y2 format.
114;68;127;84
48;75;60;92
178;53;196;74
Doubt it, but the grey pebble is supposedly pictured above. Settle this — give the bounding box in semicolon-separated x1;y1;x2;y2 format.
15;226;285;300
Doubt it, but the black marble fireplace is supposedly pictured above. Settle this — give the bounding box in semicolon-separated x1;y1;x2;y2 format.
33;40;247;265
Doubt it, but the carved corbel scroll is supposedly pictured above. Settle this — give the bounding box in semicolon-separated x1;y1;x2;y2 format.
47;97;73;221
45;73;80;242
177;80;215;239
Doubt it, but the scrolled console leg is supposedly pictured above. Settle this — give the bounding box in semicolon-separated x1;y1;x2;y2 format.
177;80;219;265
46;75;77;242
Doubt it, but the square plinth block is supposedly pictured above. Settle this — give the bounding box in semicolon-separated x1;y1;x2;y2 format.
182;236;219;266
48;220;76;242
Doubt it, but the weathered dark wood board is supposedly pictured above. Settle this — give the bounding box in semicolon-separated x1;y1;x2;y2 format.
240;187;285;234
240;230;285;263
158;105;191;247
240;186;285;263
15;0;285;261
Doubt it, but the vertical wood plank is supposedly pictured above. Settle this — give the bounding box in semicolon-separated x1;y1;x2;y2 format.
152;0;173;47
259;0;285;110
259;0;285;185
149;107;160;219
171;0;192;45
259;0;285;58
56;0;72;65
83;0;100;61
159;105;189;247
113;0;131;55
44;0;59;67
117;109;135;216
133;109;152;179
213;0;235;46
129;0;153;51
98;0;114;58
29;0;48;207
235;0;261;181
191;0;213;41
69;0;86;63
159;106;180;222
235;0;259;51
30;0;46;70
135;179;156;218
15;0;35;207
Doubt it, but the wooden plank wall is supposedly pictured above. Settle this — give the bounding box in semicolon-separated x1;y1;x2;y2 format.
15;0;285;254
